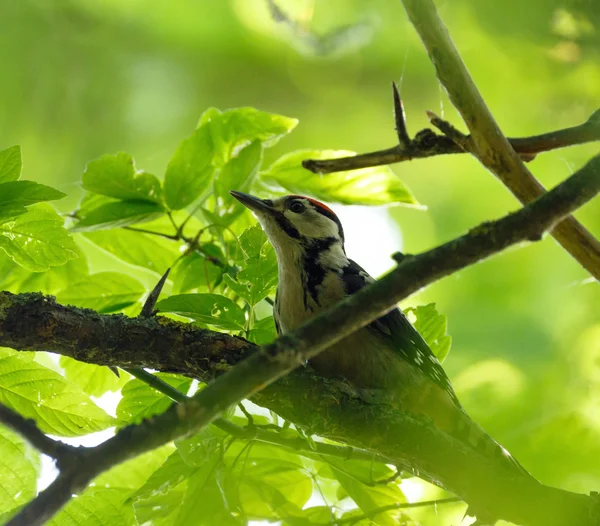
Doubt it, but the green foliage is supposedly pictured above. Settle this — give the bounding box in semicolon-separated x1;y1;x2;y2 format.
261;150;419;206
0;108;456;525
0;425;40;518
0;349;115;436
405;303;452;363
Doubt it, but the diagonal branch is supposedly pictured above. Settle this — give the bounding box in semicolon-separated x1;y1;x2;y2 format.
2;154;599;526
399;0;600;280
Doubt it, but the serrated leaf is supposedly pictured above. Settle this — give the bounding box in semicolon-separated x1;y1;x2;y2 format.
116;374;192;427
0;146;22;183
0;425;40;515
0;206;79;272
405;303;452;363
156;293;246;330
59;356;129;397
0;349;115;437
164;124;215;210
16;244;89;294
0;181;66;210
261;150;419;206
46;488;135;526
83;228;180;275
333;468;406;526
224;225;277;306
71;199;165;232
82;152;162;203
56;271;145;313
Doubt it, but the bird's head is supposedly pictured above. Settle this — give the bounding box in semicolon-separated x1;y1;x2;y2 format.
230;191;345;258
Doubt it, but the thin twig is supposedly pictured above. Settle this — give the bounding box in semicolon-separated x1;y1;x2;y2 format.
5;154;599;526
122;226;179;241
303;107;600;174
400;0;600;280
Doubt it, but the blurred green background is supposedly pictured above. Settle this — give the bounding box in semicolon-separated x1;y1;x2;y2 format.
1;0;599;523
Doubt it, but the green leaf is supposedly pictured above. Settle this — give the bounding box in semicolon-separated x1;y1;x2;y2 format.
405;303;452;363
333;468;406;526
0;348;115;436
171;251;223;293
133;450;195;502
59;356;129;397
71;199;165;231
176;426;226;467
0;146;22;183
317;457;396;487
47;489;135;526
214;140;263;224
83;229;180;275
223;442;312;519
16;244;89;295
117;373;192;427
248;315;277;345
0;206;79;272
219;107;298;150
0;181;66;210
261;150;419;206
223;225;277;306
157;293;246;330
0;425;40;515
56;271;146;313
82;152;162;203
164;123;215;210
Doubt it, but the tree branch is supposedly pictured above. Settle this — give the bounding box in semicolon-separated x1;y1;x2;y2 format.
2;154;599;525
0;404;76;465
399;0;600;280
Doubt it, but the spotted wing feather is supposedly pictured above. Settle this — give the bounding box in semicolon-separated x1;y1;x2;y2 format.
340;259;459;406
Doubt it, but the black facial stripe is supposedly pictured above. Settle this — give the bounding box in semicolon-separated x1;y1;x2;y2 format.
273;211;301;239
314;207;344;242
301;236;338;307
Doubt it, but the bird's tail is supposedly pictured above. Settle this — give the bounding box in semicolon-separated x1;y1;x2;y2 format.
452;408;530;477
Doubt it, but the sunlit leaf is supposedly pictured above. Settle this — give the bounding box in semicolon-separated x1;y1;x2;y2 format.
116;373;192;427
71;199;165;231
156;293;246;330
0;425;40;516
47;489;135;526
0;348;115;436
260;150;419;206
0;206;79;272
214;140;263;224
171;251;223;293
83;228;180;275
82;152;162;203
333;468;406;526
0;146;22;183
0;181;65;209
223;225;277;306
59;356;129;397
164;124;215;210
405;303;452;363
133;450;195;502
57;271;146;313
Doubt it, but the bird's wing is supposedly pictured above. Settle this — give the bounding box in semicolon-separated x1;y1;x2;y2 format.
341;259;459;406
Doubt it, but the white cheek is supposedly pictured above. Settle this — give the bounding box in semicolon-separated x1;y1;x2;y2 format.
287;211;337;238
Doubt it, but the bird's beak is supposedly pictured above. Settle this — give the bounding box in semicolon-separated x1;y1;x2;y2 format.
230;191;273;215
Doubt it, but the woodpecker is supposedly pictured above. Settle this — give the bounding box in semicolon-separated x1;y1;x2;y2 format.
230;191;526;473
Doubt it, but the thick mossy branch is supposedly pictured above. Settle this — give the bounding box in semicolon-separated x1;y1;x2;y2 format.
2;154;600;526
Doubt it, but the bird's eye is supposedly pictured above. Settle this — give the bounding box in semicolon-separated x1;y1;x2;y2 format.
289;201;305;213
